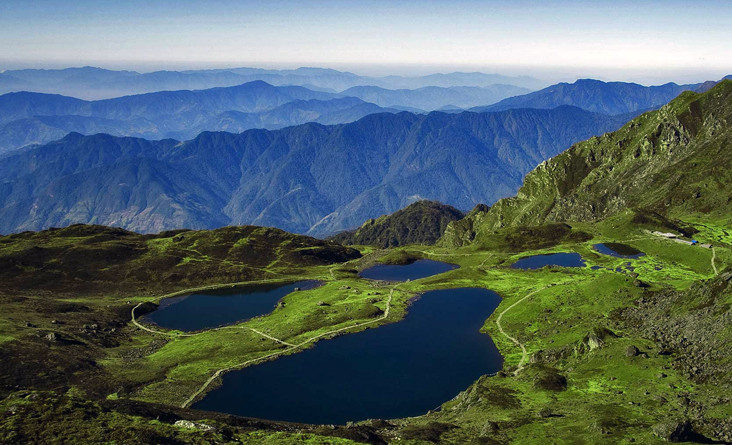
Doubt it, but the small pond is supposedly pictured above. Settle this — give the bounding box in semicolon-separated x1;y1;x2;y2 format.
359;259;459;281
510;252;586;270
594;243;646;259
142;280;320;332
192;287;503;424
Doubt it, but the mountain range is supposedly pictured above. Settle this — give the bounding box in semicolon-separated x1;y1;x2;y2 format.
472;78;704;115
0;106;629;236
0;66;546;100
339;84;531;110
2;77;719;155
0;82;402;154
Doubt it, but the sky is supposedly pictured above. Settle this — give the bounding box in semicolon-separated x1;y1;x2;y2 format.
1;0;731;83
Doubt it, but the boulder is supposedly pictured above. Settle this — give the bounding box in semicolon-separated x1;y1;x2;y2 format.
577;327;617;353
480;421;500;436
538;407;553;418
533;369;568;392
625;346;640;357
652;420;692;442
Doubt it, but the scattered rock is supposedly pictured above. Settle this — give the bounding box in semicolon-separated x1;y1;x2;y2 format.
45;332;59;342
317;301;329;307
339;285;351;290
657;372;667;379
294;287;301;291
174;420;216;432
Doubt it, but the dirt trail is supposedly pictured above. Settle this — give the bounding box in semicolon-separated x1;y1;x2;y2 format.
246;327;295;347
180;285;397;408
712;247;719;275
495;286;550;375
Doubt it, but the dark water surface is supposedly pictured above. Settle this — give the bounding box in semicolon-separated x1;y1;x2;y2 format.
143;280;320;332
510;252;586;270
594;243;646;259
192;287;503;424
359;259;459;281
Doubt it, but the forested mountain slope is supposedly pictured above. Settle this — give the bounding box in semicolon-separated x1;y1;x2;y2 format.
0;106;627;236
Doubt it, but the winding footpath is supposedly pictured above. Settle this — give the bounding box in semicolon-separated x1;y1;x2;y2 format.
495;285;551;375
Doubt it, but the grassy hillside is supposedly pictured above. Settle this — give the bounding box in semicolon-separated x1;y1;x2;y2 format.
443;80;732;247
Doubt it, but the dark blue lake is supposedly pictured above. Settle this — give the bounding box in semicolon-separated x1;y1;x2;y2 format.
594;243;646;259
359;259;459;281
192;287;503;424
511;252;586;270
143;280;320;332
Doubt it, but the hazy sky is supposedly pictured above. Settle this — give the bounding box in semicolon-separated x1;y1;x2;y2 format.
1;0;731;83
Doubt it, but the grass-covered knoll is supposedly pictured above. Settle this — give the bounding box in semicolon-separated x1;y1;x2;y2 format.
330;200;464;248
443;80;732;247
0;224;360;296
